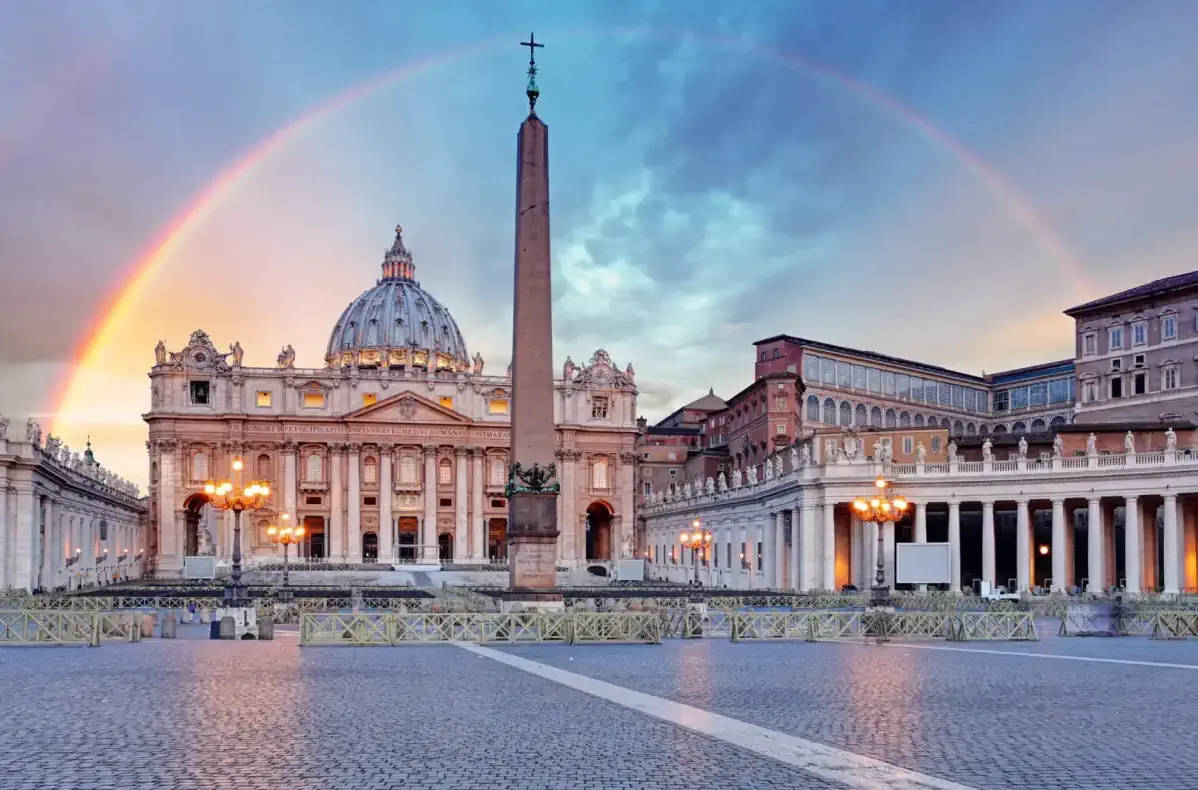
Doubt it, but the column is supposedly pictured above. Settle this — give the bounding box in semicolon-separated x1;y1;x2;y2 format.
914;501;928;591
618;454;635;559
773;511;786;589
422;445;437;562
883;519;896;590
282;443;297;519
1124;495;1140;593
40;499;55;590
13;486;36;591
1086;497;1103;592
789;507;800;592
558;450;577;561
451;448;467;563
1050;498;1066;592
470;449;485;562
948;500;961;593
977;503;996;589
1016;498;1030;592
1163;493;1179;594
821;502;835;591
379;449;393;564
799;504;817;591
347;445;361;563
157;440;178;574
329;445;344;561
0;476;8;589
736;520;747;588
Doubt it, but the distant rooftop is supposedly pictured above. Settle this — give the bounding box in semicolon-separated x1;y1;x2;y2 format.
755;334;985;383
987;359;1074;385
1064;270;1198;316
682;388;727;412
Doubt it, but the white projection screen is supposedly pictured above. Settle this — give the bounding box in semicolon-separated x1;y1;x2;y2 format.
895;543;951;584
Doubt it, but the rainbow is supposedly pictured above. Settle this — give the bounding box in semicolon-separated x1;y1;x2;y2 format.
49;28;1087;441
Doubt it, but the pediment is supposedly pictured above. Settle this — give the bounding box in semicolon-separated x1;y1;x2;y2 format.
345;391;469;424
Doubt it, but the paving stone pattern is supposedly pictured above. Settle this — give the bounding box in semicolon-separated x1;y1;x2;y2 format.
0;636;838;790
502;634;1198;790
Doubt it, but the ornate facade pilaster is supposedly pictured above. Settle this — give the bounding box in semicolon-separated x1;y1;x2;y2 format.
773;511;786;590
453;447;468;563
329;444;344;561
156;438;180;575
347;442;362;563
469;447;485;562
379;445;393;564
421;444;438;562
821;501;835;591
617;451;637;560
557;448;581;562
282;441;297;521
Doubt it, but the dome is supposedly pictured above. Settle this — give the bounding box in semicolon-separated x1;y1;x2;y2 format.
325;226;470;371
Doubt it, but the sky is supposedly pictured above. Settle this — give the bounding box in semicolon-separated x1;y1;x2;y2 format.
2;0;1197;489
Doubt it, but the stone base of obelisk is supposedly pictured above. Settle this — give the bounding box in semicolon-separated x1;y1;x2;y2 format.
505;492;562;610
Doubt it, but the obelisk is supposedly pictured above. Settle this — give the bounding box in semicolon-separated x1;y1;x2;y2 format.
505;33;560;598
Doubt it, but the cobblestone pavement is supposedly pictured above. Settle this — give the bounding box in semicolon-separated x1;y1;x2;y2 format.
499;632;1198;790
0;633;838;790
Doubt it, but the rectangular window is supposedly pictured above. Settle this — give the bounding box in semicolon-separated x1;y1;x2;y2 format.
439;497;452;507
837;363;852;388
975;390;988;413
305;495;322;506
821;358;836;385
1082;380;1098;403
883;371;896;396
993;390;1009;411
930;435;942;453
439;396;454;410
488;398;508;415
923;380;937;403
1163;315;1177;341
591;396;609;419
952;384;964;408
1029;383;1047;407
642;482;651;495
776;424;786;435
1083;333;1097;356
1049;379;1070;403
910;376;923;402
803;354;820;383
362;392;378;407
938;384;952;406
852;364;867;390
897;374;910;399
774;396;787;409
1109;326;1124;350
1111;358;1122;371
189;380;210;405
1163;365;1179;390
363;496;377;506
1011;387;1028;409
1110;376;1123;399
303;392;325;408
1133;372;1146;395
255;390;272;407
962;389;974;412
902;436;914;454
1131;321;1147;346
867;368;882;393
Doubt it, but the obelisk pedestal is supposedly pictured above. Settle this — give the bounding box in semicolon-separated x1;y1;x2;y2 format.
503;43;562;611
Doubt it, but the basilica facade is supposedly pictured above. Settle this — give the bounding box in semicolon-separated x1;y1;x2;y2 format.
146;227;638;577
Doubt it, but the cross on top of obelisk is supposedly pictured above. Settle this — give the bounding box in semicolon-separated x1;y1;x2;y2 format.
520;32;544;114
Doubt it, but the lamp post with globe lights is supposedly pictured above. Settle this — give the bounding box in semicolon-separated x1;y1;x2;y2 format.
266;513;304;603
679;518;713;588
852;477;908;610
203;457;270;607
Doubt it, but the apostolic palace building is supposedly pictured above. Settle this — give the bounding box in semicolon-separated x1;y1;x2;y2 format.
144;226;638;578
641;270;1198;596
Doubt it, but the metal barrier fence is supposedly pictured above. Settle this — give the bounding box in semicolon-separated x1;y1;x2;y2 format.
721;610;1036;642
0;610;143;646
1059;608;1198;638
298;611;662;646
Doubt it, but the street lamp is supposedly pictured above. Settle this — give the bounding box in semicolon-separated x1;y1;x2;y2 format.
852;477;908;609
679;518;713;588
203;456;270;608
266;513;304;603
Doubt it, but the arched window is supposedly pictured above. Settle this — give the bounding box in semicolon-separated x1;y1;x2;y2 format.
823;398;836;425
1031;418;1046;432
966;422;976;435
489;458;505;486
806;395;819;421
993;424;1008;434
1012;422;1027;434
870;406;882;427
256;453;271;479
400;456;417;484
839;401;852;426
592;457;609;490
899;411;911;428
953;420;963;436
979;425;989;435
885;409;897;428
305;453;322;482
438;458;452;485
855;404;867;425
363;456;377;484
191;451;208;482
1050;416;1066;428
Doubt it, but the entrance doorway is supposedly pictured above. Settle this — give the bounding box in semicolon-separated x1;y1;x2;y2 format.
302;516;325;559
362;531;378;562
438;533;453;562
182;494;212;557
488;518;508;561
397;517;419;561
585;502;613;561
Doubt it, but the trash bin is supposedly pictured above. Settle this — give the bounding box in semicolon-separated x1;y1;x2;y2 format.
161;614;177;639
219;616;236;640
140;614;155;638
258;617;274;640
209;619;221;640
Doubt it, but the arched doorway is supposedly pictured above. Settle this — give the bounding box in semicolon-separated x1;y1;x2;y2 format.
585;501;613;561
182;494;213;557
488;518;507;561
438;533;453;562
362;531;378;562
397;517;419;561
